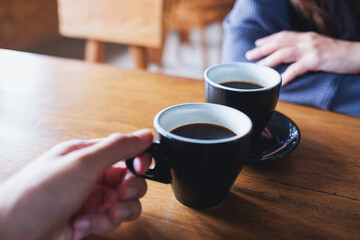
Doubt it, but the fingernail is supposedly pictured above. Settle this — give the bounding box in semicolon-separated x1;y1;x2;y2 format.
115;206;131;221
74;218;90;231
133;129;152;144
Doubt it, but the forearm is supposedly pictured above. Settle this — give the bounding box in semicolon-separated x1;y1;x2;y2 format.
0;159;76;240
0;175;40;240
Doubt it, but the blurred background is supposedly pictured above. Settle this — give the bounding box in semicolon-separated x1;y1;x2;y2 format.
0;0;235;79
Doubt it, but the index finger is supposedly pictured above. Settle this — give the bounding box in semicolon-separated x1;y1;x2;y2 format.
247;31;299;61
100;152;151;187
255;30;300;46
71;129;153;172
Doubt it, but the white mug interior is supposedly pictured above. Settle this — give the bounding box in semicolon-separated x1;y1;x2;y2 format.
154;103;252;144
204;62;281;91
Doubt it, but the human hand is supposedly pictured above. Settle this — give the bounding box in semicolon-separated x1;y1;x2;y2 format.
246;31;360;86
0;129;153;240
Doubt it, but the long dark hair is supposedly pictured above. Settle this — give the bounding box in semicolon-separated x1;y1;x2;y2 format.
289;0;360;38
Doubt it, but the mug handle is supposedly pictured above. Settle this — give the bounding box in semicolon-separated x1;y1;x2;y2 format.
125;143;172;184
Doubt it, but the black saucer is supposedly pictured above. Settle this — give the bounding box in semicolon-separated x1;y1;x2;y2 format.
245;111;301;164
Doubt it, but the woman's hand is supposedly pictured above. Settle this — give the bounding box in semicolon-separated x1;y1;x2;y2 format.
246;31;360;86
0;129;153;240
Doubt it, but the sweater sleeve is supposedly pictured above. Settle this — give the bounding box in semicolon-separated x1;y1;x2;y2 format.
221;0;356;111
222;0;292;64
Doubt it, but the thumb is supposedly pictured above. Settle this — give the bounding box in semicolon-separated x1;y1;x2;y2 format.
72;129;153;172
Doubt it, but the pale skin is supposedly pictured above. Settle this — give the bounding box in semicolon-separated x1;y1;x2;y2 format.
246;31;360;86
0;129;153;240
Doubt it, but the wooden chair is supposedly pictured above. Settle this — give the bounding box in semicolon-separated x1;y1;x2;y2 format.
165;0;235;69
57;0;165;69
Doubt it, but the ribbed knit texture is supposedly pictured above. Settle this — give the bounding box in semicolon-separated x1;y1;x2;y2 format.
222;0;360;115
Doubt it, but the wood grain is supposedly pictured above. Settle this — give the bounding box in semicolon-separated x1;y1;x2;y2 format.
245;103;360;200
57;0;164;48
0;49;359;239
108;176;360;240
0;0;58;50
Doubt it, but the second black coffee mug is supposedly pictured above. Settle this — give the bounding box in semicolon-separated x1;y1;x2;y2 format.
126;103;252;209
204;62;281;153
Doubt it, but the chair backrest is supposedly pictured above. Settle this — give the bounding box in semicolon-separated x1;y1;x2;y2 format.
57;0;165;67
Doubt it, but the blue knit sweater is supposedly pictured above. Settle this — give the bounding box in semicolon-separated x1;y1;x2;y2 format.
222;0;360;117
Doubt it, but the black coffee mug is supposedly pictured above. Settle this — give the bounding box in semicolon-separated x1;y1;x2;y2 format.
204;62;281;154
126;103;252;209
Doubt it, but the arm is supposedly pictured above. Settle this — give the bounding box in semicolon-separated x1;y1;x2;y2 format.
221;0;359;110
246;31;360;86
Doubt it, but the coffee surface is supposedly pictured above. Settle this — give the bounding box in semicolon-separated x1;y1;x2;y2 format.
221;80;263;89
171;123;236;140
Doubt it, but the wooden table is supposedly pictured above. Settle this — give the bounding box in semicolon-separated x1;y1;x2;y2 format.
0;49;359;240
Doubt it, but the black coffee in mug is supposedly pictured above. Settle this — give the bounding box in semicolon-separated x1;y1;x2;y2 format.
205;63;282;154
170;123;236;140
126;103;252;209
220;80;263;90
